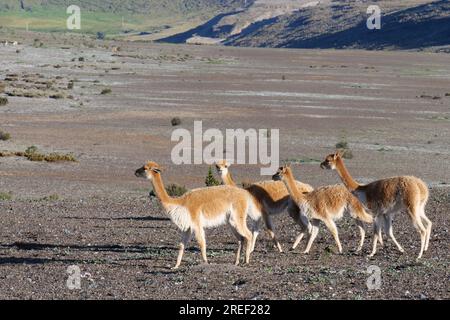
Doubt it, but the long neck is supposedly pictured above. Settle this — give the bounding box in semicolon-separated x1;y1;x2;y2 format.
151;174;177;206
221;170;237;187
335;157;361;191
282;169;305;202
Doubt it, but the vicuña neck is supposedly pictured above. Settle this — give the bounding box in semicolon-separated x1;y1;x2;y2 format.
282;169;305;202
222;171;237;187
151;174;177;206
335;157;360;191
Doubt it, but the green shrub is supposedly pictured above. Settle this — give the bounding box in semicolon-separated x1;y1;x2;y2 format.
0;191;13;201
39;194;60;201
205;166;220;187
49;93;64;99
165;183;188;197
101;88;112;95
150;183;188;198
171;117;181;126
24;146;77;162
0;96;8;106
335;139;353;159
0;130;11;141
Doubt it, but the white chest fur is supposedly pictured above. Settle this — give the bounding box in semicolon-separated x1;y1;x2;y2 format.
165;204;192;231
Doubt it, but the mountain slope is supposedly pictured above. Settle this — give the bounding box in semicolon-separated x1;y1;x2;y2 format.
160;0;450;51
0;0;245;36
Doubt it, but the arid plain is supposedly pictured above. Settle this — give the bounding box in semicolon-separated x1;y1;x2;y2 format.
0;32;449;299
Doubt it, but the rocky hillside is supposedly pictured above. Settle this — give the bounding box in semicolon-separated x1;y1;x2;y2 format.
160;0;450;51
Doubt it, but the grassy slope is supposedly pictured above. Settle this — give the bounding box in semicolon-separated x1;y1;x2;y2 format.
0;1;244;35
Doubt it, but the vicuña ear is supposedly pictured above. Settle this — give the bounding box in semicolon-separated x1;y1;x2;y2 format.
335;150;343;158
152;168;161;173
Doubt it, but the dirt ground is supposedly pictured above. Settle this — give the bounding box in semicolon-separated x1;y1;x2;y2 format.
0;31;449;299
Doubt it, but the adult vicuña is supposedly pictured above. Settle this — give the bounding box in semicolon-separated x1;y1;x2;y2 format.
215;160;314;252
320;152;431;259
272;165;373;254
135;161;257;269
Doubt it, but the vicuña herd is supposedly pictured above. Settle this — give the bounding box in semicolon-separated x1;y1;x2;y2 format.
135;151;432;269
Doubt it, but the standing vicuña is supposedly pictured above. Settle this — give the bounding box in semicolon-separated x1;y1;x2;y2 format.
321;152;431;259
215;160;314;252
272;165;373;254
135;161;257;269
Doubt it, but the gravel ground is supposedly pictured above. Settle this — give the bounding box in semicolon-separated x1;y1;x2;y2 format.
0;31;449;300
0;187;448;300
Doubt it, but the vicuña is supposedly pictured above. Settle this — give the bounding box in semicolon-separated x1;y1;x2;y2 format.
215;160;314;252
135;161;258;269
321;151;431;259
272;165;373;254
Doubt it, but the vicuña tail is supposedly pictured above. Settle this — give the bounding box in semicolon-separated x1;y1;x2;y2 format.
350;199;373;223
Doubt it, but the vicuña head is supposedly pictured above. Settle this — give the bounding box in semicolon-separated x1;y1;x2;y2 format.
320;151;342;170
215;159;230;176
272;164;291;182
135;161;162;180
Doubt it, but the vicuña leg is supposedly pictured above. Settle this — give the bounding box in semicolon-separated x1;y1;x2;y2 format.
304;220;320;254
408;206;427;260
323;219;343;253
368;215;383;257
250;216;263;253
263;213;283;253
384;213;404;253
173;229;193;269
355;220;366;252
194;226;208;265
230;227;244;265
289;204;310;250
419;203;432;251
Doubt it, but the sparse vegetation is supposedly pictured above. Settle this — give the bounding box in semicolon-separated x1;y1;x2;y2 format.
33;39;43;48
205;166;221;187
0;130;11;141
0;146;77;162
39;194;60;202
150;183;188;197
96;32;106;40
0;191;13;201
171;117;181;126
0;96;8;105
49;93;64;99
241;180;252;189
335;139;353;159
165;183;188;197
101;88;112;95
283;157;321;164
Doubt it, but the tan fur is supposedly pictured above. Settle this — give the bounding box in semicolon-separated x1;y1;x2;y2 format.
215;160;313;252
135;161;255;269
273;165;373;254
321;152;431;259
